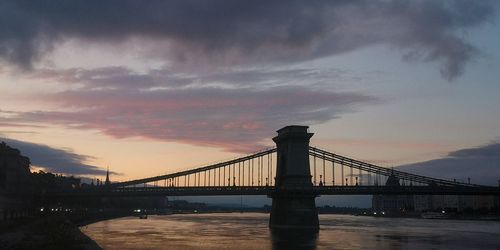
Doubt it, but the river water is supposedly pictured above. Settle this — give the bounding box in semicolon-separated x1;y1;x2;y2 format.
80;213;500;249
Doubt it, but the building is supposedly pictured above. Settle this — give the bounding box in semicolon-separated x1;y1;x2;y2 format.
374;172;500;215
414;194;499;213
104;167;111;185
372;174;414;216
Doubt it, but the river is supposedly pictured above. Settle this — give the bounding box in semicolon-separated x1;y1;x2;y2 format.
80;213;500;249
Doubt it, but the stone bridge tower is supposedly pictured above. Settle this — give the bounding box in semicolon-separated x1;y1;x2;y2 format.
269;125;319;231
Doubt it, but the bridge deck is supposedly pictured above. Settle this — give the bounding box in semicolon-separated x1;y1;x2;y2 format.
46;185;500;197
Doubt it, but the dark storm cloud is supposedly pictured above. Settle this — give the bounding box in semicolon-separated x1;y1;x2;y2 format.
398;142;500;186
0;0;494;79
0;137;109;176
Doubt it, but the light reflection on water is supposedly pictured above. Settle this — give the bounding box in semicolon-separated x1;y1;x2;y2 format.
81;213;500;250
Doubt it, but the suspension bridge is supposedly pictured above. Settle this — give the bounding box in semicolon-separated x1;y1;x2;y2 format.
48;125;500;230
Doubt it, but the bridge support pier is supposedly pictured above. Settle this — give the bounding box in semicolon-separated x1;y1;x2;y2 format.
269;126;319;231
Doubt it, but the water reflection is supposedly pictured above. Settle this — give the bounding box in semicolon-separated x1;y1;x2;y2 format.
271;229;318;250
81;213;500;250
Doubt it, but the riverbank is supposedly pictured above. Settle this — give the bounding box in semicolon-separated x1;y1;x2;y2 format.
0;209;139;249
0;216;102;249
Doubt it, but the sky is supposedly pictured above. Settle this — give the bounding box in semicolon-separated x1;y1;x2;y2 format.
1;0;500;192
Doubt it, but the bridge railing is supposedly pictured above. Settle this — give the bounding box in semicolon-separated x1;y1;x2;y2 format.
109;145;487;190
110;147;277;188
309;146;483;188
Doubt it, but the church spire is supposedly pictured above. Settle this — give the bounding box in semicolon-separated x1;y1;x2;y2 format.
105;166;111;185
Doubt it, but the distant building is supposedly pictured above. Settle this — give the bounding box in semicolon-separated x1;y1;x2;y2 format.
472;195;498;211
414;195;499;213
373;172;500;215
372;174;414;215
413;195;433;212
104;167;111;185
167;199;207;211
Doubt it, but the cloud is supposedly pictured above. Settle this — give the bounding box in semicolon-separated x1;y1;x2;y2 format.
0;66;379;152
0;0;494;79
398;141;500;186
30;66;348;89
31;67;196;89
1;84;377;152
0;137;110;176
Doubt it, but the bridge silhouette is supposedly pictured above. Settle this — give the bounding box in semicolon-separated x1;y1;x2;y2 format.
49;126;500;230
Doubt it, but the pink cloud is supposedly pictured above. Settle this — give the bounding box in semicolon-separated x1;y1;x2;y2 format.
2;87;376;152
1;67;379;152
